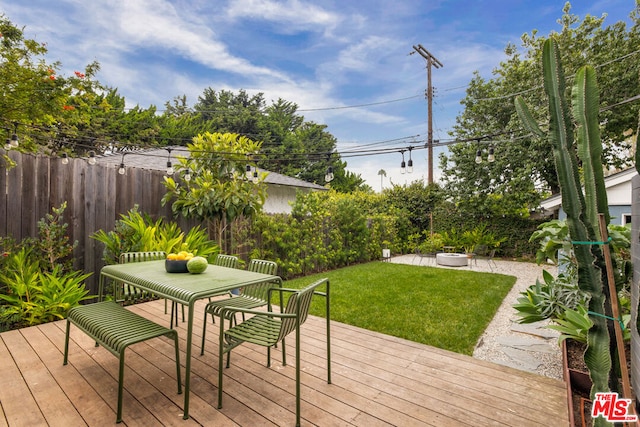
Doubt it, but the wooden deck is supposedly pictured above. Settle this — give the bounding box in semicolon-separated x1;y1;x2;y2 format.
0;299;569;426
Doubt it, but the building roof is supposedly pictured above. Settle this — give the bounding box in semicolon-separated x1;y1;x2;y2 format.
97;146;327;191
539;168;638;211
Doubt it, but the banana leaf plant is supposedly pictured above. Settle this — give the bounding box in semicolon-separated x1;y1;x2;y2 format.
516;38;616;426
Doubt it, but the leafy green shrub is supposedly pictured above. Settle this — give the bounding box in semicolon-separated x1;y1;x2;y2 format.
529;219;571;264
416;232;444;254
35;202;78;273
91;205;219;265
546;305;593;344
0;202;78;276
0;203;90;331
0;248;92;330
244;190;407;279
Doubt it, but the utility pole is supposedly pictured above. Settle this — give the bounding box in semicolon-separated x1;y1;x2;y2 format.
411;44;442;184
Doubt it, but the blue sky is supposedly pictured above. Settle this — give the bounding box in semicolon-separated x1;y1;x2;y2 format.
2;0;637;190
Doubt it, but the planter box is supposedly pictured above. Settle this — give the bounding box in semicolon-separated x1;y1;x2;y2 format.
562;339;592;427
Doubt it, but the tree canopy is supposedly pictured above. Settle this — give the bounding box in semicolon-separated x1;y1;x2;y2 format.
161;132;267;248
0;15;365;192
440;2;640;216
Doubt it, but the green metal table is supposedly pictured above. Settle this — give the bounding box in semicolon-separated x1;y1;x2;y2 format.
99;260;282;420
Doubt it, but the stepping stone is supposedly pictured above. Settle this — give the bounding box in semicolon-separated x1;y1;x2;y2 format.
496;336;557;353
510;322;559;339
501;347;544;371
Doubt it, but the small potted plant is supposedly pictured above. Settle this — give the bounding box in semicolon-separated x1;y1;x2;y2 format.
461;227;483;257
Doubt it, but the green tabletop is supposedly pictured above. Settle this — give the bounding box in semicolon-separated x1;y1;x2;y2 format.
98;259;282;420
100;260;279;304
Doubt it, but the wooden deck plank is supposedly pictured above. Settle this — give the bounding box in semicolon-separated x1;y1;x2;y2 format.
51;318;194;427
288;320;564;426
144;299;569;426
0;332;48;427
0;299;569;426
5;327;89;427
19;323;112;426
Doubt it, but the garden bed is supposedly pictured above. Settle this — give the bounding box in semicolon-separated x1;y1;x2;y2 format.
563;339;634;426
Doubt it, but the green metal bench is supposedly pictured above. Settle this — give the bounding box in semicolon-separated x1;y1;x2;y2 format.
63;255;183;424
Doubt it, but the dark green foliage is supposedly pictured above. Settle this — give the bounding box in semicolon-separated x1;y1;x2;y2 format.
381;181;444;232
35;202;77;273
430;201;544;258
0;249;92;330
244;190;404;279
442;4;640;215
91;205;219;265
0;203;77;277
0;204;92;331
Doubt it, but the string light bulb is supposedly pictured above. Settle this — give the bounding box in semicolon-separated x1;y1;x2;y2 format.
117;152;126;174
487;145;495;163
88;151;96;165
400;150;406;174
324;166;334;183
407;147;414;173
61;153;69;165
165;147;173;176
252;168;259;183
475;149;482;164
246;164;252;180
10;124;18;147
184;168;191;182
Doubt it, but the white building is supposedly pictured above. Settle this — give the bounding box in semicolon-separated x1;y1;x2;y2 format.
539;168;637;225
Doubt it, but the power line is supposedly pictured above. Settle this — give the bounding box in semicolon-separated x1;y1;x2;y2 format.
297;94;423;112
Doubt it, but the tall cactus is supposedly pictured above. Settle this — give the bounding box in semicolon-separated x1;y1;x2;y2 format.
516;39;612;425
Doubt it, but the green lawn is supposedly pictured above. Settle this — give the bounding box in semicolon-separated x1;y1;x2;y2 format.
282;261;516;355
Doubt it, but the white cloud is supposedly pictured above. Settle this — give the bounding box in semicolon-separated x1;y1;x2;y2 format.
334;36;402;72
226;0;341;32
115;0;291;81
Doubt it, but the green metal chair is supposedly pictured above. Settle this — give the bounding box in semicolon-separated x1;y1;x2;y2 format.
118;251;166;304
200;259;278;355
217;278;331;427
118;251;184;327
472;244;497;271
214;254;239;268
413;248;436;266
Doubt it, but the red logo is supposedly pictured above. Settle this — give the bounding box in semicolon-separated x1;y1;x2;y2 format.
591;392;638;422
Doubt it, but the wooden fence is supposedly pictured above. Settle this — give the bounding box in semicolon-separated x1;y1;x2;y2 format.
0;150;198;294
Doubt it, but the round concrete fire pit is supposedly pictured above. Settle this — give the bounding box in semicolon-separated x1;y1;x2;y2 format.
436;253;469;267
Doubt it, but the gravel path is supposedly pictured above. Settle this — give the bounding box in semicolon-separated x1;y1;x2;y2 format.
389;254;563;380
